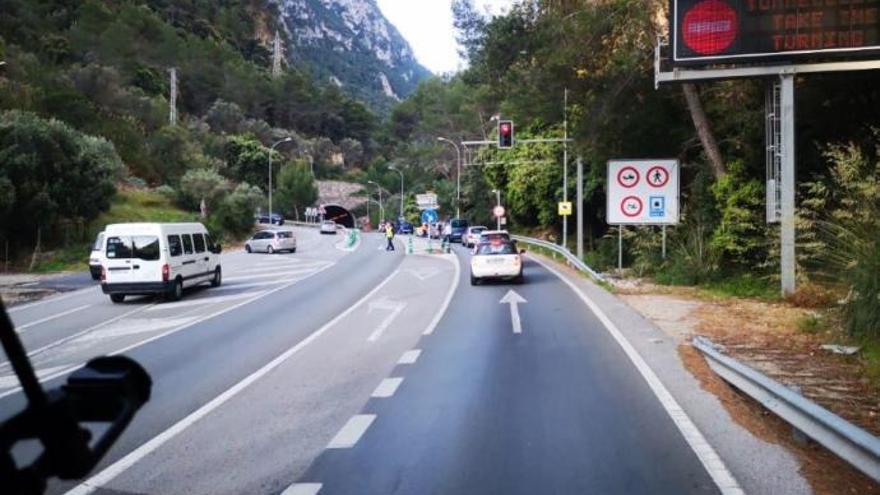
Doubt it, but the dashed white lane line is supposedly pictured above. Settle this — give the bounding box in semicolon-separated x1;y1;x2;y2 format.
63;265;400;495
371;377;404;398
281;483;322;495
326;414;376;449
16;304;91;332
397;349;421;365
8;287;99;313
532;256;744;495
224;268;320;282
143;292;263;311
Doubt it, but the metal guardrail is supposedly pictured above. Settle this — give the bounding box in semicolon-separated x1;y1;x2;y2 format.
511;235;605;282
693;336;880;482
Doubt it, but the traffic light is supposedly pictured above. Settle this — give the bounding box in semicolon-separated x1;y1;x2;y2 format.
498;120;514;149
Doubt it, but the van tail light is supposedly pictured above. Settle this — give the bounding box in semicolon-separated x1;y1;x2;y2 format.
162;264;170;282
100;266;106;282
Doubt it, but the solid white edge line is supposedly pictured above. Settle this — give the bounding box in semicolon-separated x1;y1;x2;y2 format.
7;286;100;313
531;256;744;495
1;260;338;401
63;265;402;495
281;483;322;495
421;254;460;335
326;414;377;449
397;349;421;365
16;304;91;332
371;377;404;398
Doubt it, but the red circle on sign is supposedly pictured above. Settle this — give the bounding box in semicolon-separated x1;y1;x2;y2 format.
682;0;738;56
646;166;670;187
617;166;640;188
493;205;506;218
621;196;643;217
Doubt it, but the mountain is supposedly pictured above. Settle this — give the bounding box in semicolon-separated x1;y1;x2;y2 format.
274;0;432;113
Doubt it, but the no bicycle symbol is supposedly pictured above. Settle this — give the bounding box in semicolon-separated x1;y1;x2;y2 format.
621;196;643;217
616;166;639;188
647;166;670;188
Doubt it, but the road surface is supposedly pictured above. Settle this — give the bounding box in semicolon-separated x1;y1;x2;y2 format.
0;230;809;495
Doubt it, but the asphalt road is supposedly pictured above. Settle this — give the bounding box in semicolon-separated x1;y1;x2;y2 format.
1;234;808;495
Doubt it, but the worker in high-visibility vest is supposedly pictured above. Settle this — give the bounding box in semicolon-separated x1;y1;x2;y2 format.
385;223;395;251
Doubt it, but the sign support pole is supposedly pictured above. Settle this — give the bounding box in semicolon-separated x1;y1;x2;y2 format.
618;227;623;273
780;73;796;296
662;225;667;260
576;156;584;260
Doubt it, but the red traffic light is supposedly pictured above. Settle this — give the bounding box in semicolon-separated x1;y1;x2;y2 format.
498;120;514;149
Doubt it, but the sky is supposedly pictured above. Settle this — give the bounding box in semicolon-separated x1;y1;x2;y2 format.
376;0;513;74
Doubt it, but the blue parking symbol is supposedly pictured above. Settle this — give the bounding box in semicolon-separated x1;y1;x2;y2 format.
649;196;665;217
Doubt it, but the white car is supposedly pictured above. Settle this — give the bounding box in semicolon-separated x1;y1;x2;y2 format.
245;230;297;254
89;231;105;280
463;226;487;248
101;222;222;303
320;220;337;235
470;241;524;285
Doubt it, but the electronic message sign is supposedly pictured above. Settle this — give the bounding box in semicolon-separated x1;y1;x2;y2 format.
673;0;880;64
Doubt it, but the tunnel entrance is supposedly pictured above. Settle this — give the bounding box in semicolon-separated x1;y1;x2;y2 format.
323;204;355;228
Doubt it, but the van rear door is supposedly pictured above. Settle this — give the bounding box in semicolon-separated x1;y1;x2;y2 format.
104;235;162;284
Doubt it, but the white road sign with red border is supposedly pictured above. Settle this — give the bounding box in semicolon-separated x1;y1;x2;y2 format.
607;160;679;225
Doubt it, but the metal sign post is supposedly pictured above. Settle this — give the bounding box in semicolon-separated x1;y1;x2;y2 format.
780;73;796;295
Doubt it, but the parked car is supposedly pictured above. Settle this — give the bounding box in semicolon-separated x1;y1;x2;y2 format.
320;220;337;235
257;213;284;226
463;226;487;248
88;231;105;280
396;221;414;235
445;218;469;243
245;230;297;254
470;240;524;285
101;223;222;303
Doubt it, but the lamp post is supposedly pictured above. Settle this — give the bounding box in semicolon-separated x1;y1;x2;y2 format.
389;166;404;219
437;137;462;218
367;180;384;223
492;188;502;230
268;137;293;223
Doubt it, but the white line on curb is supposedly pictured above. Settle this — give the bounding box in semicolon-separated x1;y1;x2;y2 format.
422;254;460;335
532;256;744;495
63;265;401;495
326;414;376;449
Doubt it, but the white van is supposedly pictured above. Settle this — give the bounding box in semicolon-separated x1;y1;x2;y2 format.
100;223;222;303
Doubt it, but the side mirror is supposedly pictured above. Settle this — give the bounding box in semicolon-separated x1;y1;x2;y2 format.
212;244;222;254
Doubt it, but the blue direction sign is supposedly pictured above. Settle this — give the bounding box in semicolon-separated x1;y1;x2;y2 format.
421;209;438;224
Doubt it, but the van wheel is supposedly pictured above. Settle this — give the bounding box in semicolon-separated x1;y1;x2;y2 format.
245;244;252;253
168;278;183;301
290;247;297;253
211;267;222;287
110;294;125;303
267;245;275;254
470;274;480;286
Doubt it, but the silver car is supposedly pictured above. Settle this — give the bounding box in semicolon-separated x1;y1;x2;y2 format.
320;220;337;235
245;230;297;254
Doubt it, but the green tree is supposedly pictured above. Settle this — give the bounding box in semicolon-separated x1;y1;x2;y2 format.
222;134;277;188
274;161;318;220
209;182;263;240
178;168;231;213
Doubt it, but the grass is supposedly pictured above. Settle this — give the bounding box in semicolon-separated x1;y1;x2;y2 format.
32;189;195;273
697;273;781;301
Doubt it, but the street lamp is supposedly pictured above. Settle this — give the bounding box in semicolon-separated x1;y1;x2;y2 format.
268;137;293;223
388;166;404;219
437;137;462;218
492;188;502;230
367;180;384;222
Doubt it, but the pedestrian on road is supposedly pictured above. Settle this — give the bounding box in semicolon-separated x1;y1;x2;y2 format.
385;223;395;251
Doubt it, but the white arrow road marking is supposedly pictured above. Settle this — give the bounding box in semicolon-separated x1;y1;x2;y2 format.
407;266;440;281
16;304;91;332
366;297;407;342
500;290;527;334
281;484;322;495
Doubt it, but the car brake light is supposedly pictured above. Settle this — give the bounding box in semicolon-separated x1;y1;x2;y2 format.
162;263;170;282
100;266;106;282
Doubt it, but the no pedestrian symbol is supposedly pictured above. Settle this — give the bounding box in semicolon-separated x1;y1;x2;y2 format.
617;166;640;188
621;196;643;217
647;166;669;188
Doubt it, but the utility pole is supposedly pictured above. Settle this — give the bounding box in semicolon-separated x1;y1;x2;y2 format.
437;137;462;218
272;30;283;78
493;189;502;230
576;156;584;260
562;88;569;249
169;68;178;126
368;181;384;222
